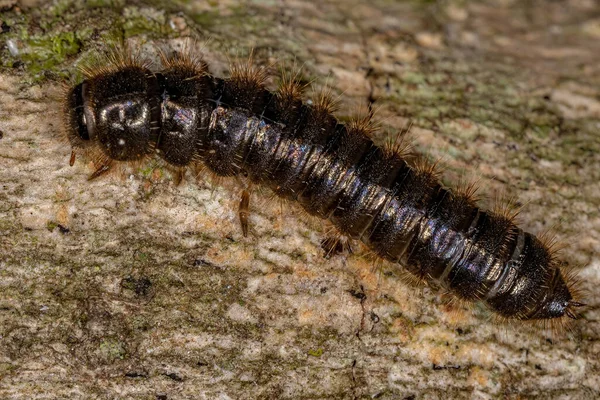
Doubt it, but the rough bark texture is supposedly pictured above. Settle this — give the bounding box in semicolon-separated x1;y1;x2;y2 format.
1;0;599;399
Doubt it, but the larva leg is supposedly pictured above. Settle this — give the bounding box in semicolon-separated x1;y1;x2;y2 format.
175;168;185;187
320;227;353;258
69;150;76;167
238;188;251;237
88;163;112;181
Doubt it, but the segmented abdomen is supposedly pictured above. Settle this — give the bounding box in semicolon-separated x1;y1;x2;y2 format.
205;105;563;320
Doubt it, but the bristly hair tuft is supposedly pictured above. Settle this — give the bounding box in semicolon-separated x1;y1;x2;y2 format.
560;261;587;322
312;82;340;114
454;177;482;204
158;40;209;74
413;155;443;180
384;120;414;160
277;66;310;102
320;228;353;258
537;228;569;262
79;42;150;79
229;49;270;89
491;192;525;226
347;109;379;138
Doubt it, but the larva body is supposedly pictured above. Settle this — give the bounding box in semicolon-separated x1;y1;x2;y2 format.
64;49;582;325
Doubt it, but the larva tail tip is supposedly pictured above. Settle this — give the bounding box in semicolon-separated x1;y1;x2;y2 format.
565;301;586;319
563;266;588;314
528;267;586;336
564;300;586;320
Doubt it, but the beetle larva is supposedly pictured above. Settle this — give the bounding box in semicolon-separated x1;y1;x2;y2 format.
63;45;584;328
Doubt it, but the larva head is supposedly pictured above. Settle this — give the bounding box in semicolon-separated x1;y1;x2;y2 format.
65;65;159;161
65;82;90;150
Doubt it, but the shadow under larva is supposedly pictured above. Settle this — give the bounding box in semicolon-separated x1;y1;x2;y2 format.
61;43;585;333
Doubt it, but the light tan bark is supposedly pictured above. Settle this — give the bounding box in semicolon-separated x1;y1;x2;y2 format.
1;1;599;398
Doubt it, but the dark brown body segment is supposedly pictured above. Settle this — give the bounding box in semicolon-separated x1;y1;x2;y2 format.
155;65;213;166
64;54;580;323
204;104;575;321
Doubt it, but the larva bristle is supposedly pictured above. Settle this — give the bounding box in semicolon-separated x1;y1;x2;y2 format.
369;258;390;294
273;195;291;220
347;111;379;138
454;177;482;204
561;263;587;322
485;195;523;259
271;67;309;125
439;293;474;327
80;146;104;167
351;244;379;266
86;153;150;182
262;186;284;208
321;224;353;257
384;128;413;160
565;272;587;311
312;83;340;114
441;291;470;309
491;192;524;226
321;235;353;258
509;305;578;338
366;253;384;271
204;169;227;191
298;206;324;232
79;43;149;79
60;82;74;125
218;50;273;115
192;163;207;183
166;166;186;186
495;217;520;260
537;228;569;260
277;67;308;102
158;43;208;74
351;241;372;260
229;49;269;88
412;155;443;180
61;80;90;160
392;264;429;288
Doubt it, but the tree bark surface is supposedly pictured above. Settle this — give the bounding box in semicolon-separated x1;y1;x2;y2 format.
1;1;599;399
